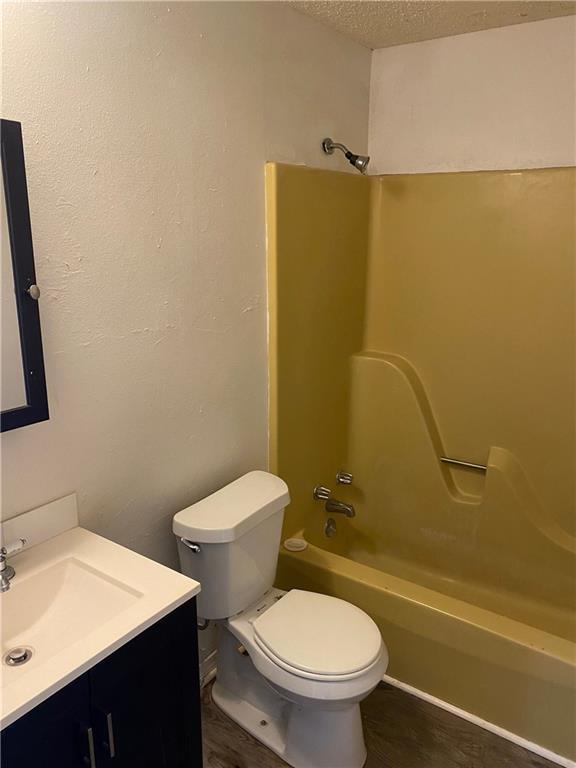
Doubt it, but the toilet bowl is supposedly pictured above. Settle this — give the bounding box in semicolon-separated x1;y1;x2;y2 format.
173;471;388;768
215;588;387;768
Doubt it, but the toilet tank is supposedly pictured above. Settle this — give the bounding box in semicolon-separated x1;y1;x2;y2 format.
173;471;290;619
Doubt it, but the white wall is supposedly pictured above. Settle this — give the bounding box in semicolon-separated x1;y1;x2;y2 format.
369;16;576;174
0;2;370;567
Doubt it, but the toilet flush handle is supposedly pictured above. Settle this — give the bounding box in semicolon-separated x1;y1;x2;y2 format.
180;538;201;553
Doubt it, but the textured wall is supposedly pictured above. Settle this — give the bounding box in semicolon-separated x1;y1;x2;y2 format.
0;2;370;567
369;16;576;173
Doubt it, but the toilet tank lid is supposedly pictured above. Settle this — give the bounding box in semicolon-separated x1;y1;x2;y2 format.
172;471;290;544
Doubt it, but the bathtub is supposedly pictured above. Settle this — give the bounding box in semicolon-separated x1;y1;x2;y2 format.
276;531;576;763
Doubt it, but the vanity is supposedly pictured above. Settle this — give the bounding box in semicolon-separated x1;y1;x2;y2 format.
0;496;203;767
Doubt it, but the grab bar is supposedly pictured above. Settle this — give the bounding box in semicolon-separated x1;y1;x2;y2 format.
440;456;487;473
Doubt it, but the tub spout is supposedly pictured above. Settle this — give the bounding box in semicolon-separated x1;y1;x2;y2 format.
325;498;355;518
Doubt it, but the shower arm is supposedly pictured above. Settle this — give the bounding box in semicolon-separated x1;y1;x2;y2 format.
322;138;352;157
328;141;350;154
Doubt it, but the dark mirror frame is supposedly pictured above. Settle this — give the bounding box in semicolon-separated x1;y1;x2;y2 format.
1;119;49;432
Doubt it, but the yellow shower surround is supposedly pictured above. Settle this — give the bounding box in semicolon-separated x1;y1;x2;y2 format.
266;163;576;760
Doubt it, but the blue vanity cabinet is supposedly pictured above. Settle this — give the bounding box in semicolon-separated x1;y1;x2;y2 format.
1;598;202;768
0;675;93;767
89;597;201;768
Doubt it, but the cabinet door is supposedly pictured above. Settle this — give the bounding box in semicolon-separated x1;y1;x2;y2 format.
1;674;93;768
154;598;203;768
90;598;202;768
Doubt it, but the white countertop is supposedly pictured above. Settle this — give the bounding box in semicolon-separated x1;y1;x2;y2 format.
1;526;200;729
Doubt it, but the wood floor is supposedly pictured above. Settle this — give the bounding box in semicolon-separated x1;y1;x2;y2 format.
202;681;558;768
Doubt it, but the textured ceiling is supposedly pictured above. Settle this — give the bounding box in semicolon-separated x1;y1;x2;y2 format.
290;1;576;49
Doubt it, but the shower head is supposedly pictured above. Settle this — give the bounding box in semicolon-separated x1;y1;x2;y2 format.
322;137;370;174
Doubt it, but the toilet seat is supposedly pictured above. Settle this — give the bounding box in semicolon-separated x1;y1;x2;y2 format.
253;590;383;682
253;635;384;682
227;588;388;703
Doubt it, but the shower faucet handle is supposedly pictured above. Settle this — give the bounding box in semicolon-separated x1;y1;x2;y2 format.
336;470;353;485
313;486;332;501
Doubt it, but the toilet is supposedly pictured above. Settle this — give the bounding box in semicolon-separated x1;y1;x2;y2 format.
173;470;388;768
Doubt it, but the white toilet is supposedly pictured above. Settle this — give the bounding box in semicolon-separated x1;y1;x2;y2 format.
173;470;388;768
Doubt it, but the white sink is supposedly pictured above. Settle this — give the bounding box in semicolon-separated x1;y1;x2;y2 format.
2;557;142;671
0;519;200;730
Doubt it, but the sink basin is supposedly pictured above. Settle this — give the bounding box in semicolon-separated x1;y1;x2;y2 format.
0;519;199;730
2;558;142;672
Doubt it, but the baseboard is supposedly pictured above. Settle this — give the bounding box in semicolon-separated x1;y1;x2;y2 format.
382;674;575;768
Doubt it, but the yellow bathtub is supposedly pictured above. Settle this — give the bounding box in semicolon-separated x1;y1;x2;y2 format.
277;530;576;762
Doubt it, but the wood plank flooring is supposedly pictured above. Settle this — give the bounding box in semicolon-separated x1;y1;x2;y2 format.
202;682;559;768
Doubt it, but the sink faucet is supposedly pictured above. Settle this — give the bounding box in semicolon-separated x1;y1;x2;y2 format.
0;538;26;592
325;498;355;518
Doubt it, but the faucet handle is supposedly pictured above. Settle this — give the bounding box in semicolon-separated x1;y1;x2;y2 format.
0;538;26;557
336;470;353;485
313;486;332;501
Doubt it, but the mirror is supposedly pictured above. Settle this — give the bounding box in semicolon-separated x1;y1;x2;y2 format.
1;119;48;432
2;177;27;409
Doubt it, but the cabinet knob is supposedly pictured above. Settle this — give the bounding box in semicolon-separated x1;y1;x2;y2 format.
26;284;40;300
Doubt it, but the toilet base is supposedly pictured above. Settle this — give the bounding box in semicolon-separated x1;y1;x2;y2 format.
211;609;375;768
212;680;367;768
212;681;287;758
